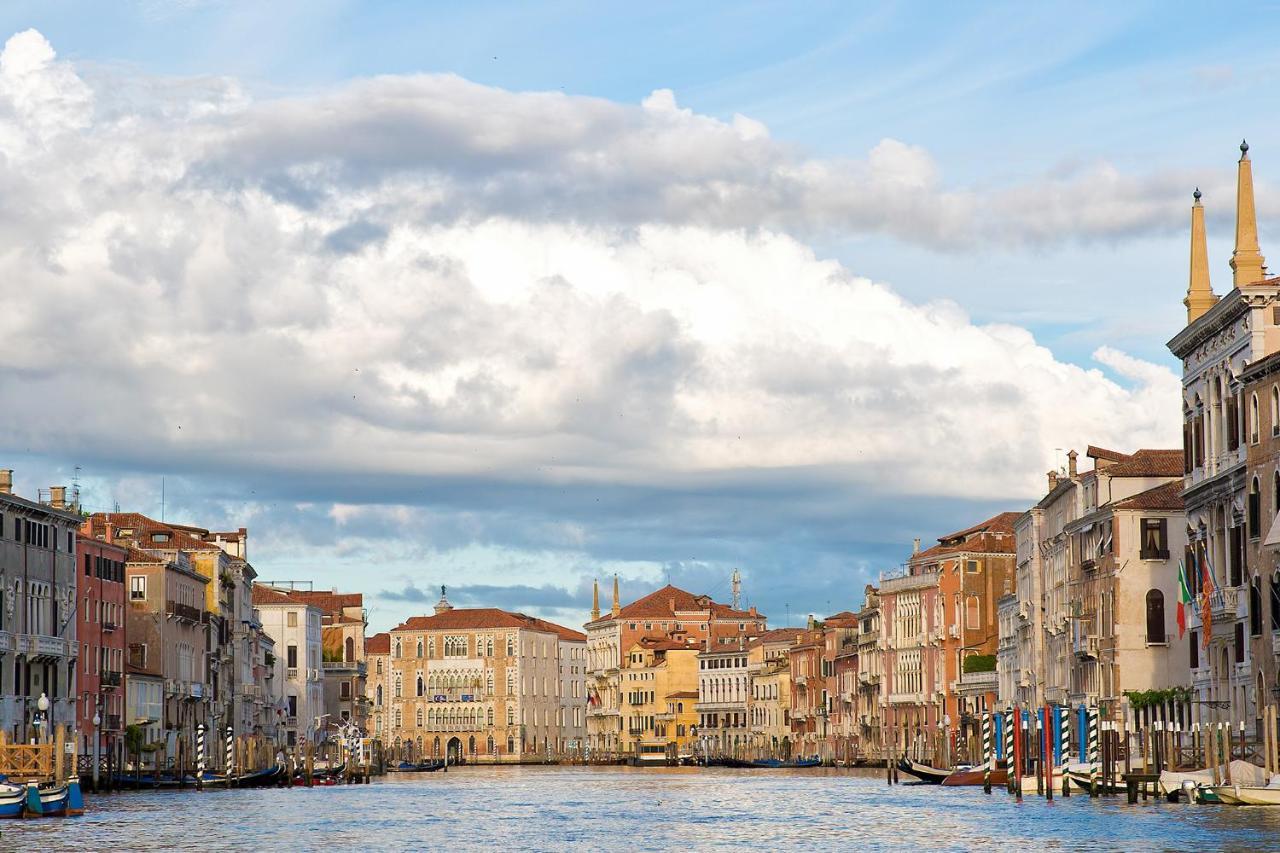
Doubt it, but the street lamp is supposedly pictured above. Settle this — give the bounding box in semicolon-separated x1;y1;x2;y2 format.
33;692;50;744
91;707;102;791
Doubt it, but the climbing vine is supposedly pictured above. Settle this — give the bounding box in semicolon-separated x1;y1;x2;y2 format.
1123;686;1192;710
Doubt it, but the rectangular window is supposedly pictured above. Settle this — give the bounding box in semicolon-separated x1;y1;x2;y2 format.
287;612;297;627
84;554;91;576
1139;519;1169;560
1227;397;1240;450
129;576;146;601
1234;623;1246;663
965;560;980;573
287;645;298;668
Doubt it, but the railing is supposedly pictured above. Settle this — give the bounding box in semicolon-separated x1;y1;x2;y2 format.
0;631;11;653
166;600;203;623
1205;587;1242;621
286;667;299;680
103;713;121;731
101;670;122;687
103;620;117;632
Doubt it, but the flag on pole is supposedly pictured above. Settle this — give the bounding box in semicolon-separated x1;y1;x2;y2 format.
1199;542;1214;648
1176;559;1192;640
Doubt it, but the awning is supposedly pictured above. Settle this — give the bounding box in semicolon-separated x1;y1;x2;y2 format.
1264;513;1280;548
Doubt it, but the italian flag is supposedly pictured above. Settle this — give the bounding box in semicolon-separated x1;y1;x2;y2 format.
1176;560;1192;639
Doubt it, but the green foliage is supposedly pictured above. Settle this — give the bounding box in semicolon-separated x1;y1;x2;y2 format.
1123;686;1192;710
962;654;996;673
124;724;145;754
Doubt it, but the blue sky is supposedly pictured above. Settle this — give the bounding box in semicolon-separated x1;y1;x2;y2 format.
0;1;1274;630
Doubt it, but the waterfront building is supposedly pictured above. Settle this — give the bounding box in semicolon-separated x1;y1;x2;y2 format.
123;544;211;766
253;585;325;746
619;637;699;762
746;628;803;759
365;632;391;740
87;513;276;740
823;612;860;762
852;589;884;760
696;641;753;758
76;526;127;764
1239;351;1280;734
1168;143;1280;725
1010;455;1085;708
996;591;1019;707
879;512;1016;764
260;588;369;735
1063;456;1189;708
0;474;82;743
787;627;825;757
584;580;765;755
386;590;586;763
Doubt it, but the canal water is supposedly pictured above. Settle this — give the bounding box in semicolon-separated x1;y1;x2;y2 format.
10;767;1280;851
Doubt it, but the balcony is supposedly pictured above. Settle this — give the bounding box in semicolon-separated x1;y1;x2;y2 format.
101;670;122;688
1206;587;1244;622
102;620;117;633
285;715;298;727
0;631;11;653
103;713;121;731
166;601;203;624
857;672;881;686
286;667;298;680
20;634;67;659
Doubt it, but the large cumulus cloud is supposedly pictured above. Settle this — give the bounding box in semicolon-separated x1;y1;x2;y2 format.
0;30;1185;627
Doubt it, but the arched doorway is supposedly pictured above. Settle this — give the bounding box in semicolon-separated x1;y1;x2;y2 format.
447;737;463;764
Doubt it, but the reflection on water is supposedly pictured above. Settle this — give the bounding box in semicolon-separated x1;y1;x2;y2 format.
9;767;1280;851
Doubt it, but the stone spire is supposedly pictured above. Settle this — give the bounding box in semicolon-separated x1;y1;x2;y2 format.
1231;140;1267;287
611;574;620;617
591;578;600;622
1186;187;1217;323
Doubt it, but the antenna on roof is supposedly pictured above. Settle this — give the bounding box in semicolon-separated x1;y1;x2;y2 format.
71;466;81;512
731;569;741;610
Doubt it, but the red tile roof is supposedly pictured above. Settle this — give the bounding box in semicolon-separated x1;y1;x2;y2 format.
252;586;302;606
1086;446;1129;463
1100;449;1183;478
365;632;391;655
88;512;224;554
747;628;805;649
666;690;699;699
391;608;584;641
589;584;758;625
124;547;164;565
1114;480;1184;511
271;589;363;616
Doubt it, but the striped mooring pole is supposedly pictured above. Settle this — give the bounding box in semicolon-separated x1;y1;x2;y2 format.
226;726;235;784
982;712;992;794
1087;708;1100;797
1059;706;1071;797
196;723;205;791
1003;709;1014;794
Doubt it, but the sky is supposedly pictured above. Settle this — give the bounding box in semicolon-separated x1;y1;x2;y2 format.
0;1;1276;632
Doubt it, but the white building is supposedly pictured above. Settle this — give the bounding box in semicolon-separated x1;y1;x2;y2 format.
0;474;82;742
254;586;325;746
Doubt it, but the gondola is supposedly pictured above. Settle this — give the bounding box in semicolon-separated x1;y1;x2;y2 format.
750;757;823;768
896;757;951;784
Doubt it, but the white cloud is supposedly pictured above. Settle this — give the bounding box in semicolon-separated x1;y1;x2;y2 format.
0;30;1182;513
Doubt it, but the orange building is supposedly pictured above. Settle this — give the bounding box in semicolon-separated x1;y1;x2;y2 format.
584;581;765;755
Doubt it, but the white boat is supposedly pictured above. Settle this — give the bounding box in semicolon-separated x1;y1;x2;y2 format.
1207;785;1247;805
1159;761;1268;798
1231;784;1280;806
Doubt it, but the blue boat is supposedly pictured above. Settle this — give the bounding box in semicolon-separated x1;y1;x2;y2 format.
750;757;823;769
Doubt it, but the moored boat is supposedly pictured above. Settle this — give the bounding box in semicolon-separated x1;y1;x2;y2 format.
897;758;951;784
1227;783;1280;806
750;757;822;768
941;762;1006;787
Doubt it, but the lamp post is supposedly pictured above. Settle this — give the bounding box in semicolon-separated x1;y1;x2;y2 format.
33;692;50;744
91;707;102;791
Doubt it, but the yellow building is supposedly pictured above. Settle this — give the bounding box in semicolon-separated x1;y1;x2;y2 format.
747;628;803;759
619;638;699;764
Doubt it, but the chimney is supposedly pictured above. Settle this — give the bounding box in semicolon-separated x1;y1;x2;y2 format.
912;538;921;555
0;470;11;494
49;486;67;510
1067;450;1078;478
1047;470;1059;491
806;614;815;630
748;605;757;616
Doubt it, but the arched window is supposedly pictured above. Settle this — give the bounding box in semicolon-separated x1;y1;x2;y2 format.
1250;477;1262;537
394;640;402;659
469;735;476;755
487;707;494;726
375;685;383;706
417;675;424;696
394;673;402;698
486;671;494;696
1274;470;1280;518
1145;589;1165;644
345;636;355;662
1251;580;1263;636
1272;386;1279;437
417;638;424;658
1272;572;1280;630
487;735;495;754
416;707;424;727
506;736;515;755
1251;393;1261;444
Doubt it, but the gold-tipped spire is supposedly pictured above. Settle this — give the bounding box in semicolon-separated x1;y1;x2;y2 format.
1231;139;1267;286
1186;187;1217;323
611;573;620;617
591;578;600;622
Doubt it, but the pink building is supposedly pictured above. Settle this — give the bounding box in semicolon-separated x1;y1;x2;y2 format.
77;524;128;764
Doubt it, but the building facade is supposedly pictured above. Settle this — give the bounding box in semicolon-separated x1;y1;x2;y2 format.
0;475;81;743
385;592;586;763
76;529;127;762
585;581;765;756
254;586;325;747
